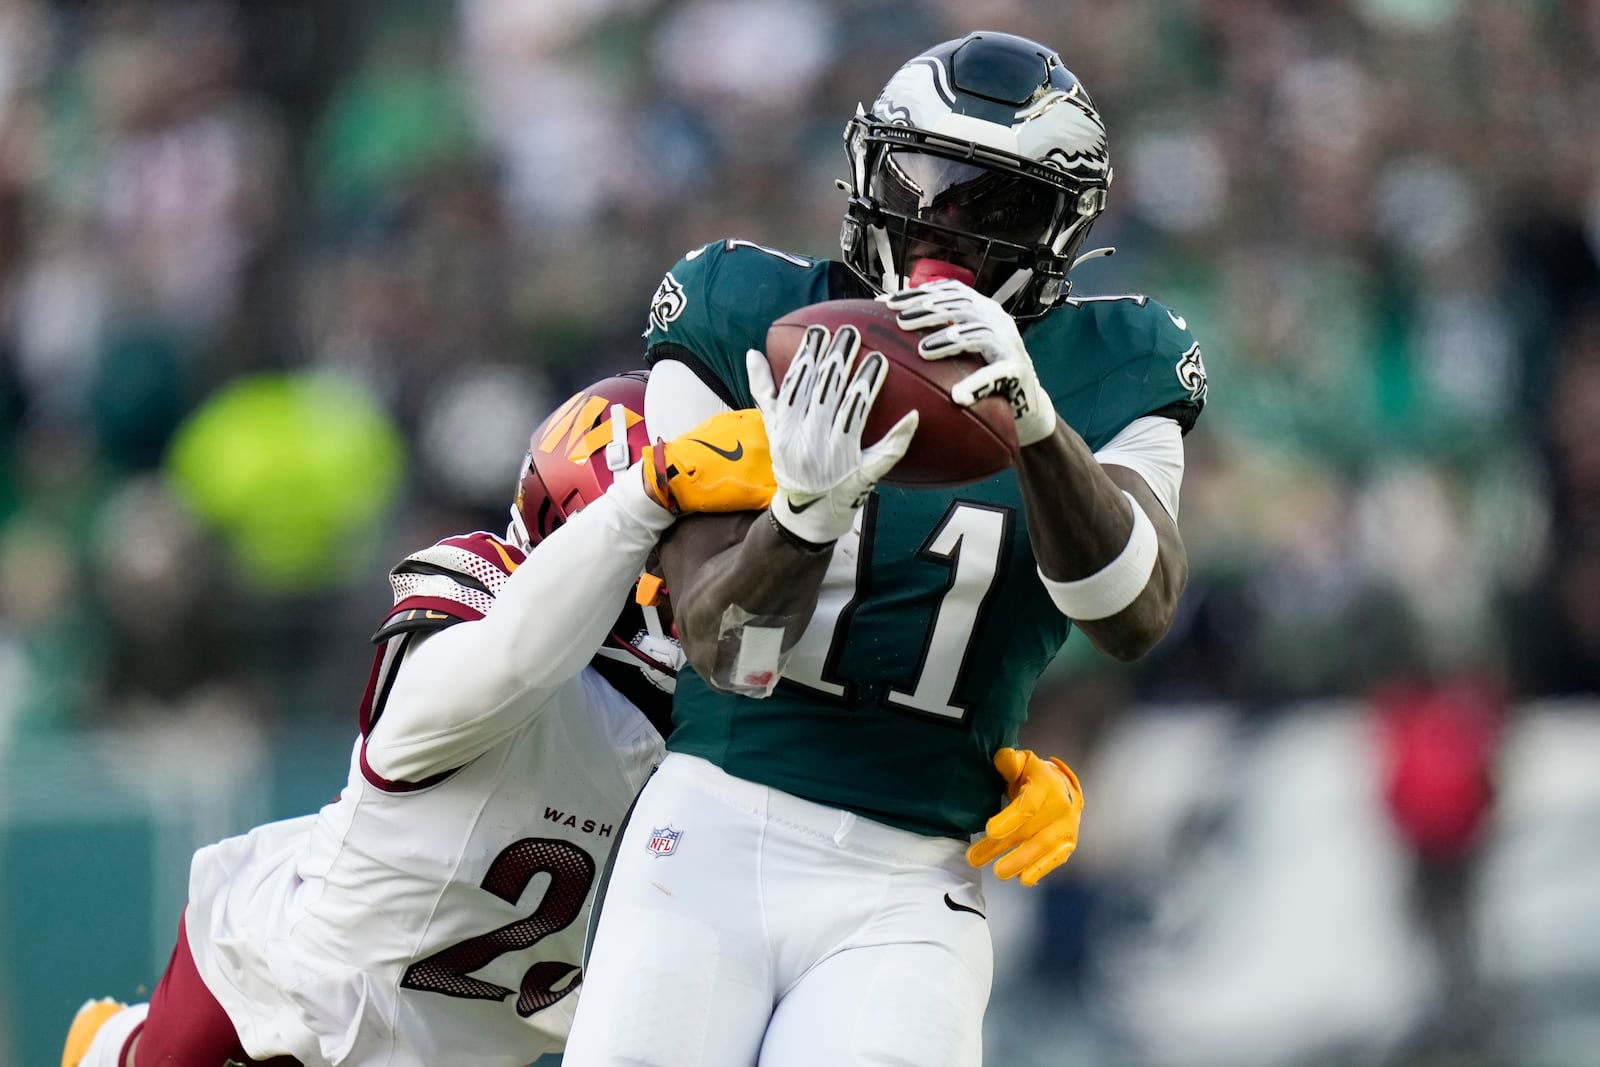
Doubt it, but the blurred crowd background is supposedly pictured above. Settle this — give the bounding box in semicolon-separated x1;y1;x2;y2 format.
1;0;1598;1065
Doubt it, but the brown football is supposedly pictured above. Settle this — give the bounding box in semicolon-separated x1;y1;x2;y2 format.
764;298;1018;488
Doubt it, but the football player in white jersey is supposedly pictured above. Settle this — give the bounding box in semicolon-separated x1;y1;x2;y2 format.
60;369;806;1067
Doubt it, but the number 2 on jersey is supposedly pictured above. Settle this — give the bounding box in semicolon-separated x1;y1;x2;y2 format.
783;501;1011;721
400;837;595;1016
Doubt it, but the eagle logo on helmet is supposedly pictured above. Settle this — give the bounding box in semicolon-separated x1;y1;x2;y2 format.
1017;89;1111;179
839;31;1115;319
869;50;1109;183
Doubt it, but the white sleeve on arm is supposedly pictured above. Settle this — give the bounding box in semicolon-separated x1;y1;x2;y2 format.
644;358;731;440
1093;415;1186;519
365;469;673;783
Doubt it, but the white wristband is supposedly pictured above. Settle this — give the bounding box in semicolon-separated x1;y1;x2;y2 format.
1038;491;1158;621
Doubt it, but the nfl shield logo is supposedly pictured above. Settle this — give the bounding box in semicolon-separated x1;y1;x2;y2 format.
646;825;681;857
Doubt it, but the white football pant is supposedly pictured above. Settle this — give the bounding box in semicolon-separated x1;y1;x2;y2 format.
564;752;993;1067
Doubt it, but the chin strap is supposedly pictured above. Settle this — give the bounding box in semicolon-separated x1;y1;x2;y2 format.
592;584;683;693
593;630;682;693
989;268;1032;309
505;508;532;554
604;403;632;473
870;225;903;292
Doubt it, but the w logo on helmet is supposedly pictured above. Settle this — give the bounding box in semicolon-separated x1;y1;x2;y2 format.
537;393;643;464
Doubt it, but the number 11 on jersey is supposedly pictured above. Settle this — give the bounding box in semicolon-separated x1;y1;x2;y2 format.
781;500;1012;722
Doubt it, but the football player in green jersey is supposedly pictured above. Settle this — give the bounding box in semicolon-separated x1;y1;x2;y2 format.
565;30;1206;1067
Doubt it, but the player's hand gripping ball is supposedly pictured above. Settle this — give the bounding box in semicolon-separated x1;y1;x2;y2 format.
764;299;1017;488
748;324;917;546
966;747;1084;887
884;279;1060;448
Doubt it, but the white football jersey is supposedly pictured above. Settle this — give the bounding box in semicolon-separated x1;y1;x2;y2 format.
183;475;675;1067
186;672;657;1066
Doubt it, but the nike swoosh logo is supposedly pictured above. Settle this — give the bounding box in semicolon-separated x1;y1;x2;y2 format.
689;438;743;461
786;495;820;513
1167;309;1187;331
943;893;986;919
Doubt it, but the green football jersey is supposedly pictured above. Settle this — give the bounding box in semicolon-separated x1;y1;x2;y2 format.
645;238;1207;838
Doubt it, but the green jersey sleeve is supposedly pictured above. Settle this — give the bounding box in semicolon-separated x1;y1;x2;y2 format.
643;239;848;409
1028;293;1209;450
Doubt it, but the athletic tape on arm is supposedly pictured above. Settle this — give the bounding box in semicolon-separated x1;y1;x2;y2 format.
709;604;788;698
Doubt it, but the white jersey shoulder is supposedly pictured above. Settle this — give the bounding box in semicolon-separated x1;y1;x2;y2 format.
374;530;524;642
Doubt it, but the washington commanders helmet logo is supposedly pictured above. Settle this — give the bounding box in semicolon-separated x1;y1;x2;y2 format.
536;393;643;464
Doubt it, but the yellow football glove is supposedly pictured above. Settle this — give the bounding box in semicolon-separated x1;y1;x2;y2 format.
640;408;776;514
966;747;1084;887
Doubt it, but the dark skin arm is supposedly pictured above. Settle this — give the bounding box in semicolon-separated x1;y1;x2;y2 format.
1016;418;1188;662
659;418;1187;671
658;511;833;687
659;418;1187;673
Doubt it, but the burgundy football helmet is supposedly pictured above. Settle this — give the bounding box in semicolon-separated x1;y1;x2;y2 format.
508;370;681;692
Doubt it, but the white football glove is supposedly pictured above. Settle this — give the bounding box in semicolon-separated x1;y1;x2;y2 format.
747;325;918;546
884;279;1059;447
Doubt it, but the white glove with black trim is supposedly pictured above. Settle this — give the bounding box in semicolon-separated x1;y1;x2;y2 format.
884;279;1059;447
747;324;918;547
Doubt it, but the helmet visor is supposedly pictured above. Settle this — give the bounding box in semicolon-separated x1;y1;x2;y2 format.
869;149;1067;249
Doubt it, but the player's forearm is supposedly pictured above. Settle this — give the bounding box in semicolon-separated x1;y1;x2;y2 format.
371;473;671;778
660;511;831;690
459;472;672;694
1016;422;1186;661
1018;421;1136;576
